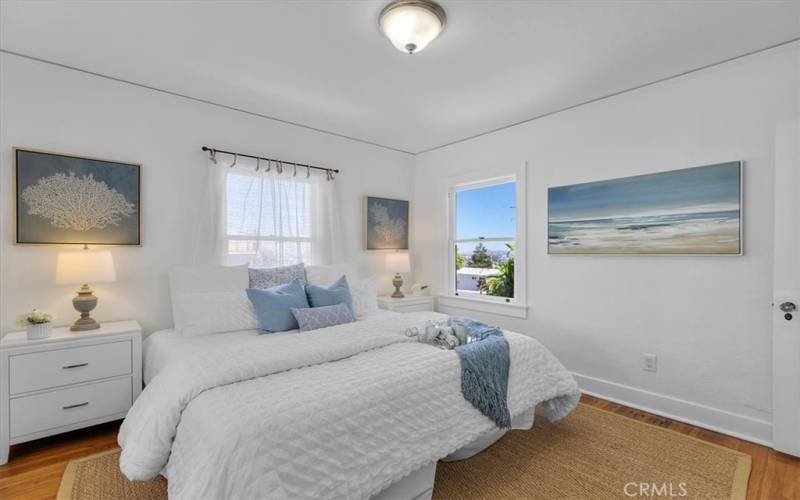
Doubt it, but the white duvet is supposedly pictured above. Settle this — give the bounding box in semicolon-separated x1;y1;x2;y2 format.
119;311;579;499
141;310;400;384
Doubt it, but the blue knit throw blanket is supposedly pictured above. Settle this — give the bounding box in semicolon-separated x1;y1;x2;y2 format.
449;316;511;428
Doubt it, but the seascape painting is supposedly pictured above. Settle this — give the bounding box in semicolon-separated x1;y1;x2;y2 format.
548;162;742;254
364;196;409;250
15;149;141;245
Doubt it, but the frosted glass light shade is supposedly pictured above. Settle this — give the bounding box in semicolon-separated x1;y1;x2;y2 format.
379;0;446;54
56;250;117;285
385;252;411;273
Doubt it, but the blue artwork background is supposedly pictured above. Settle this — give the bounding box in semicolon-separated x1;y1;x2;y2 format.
16;150;140;245
365;197;409;250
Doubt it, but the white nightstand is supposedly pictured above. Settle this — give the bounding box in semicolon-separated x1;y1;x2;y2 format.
0;320;142;464
377;295;435;313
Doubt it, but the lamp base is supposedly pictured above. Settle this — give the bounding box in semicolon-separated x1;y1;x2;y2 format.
71;284;100;332
70;317;100;332
391;273;405;298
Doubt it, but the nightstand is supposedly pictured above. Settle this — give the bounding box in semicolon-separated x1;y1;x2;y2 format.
377;295;435;313
0;320;142;465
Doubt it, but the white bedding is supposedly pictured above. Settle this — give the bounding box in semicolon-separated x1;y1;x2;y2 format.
122;311;580;499
143;309;400;384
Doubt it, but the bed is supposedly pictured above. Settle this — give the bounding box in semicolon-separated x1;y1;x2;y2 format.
142;310;400;385
118;265;580;499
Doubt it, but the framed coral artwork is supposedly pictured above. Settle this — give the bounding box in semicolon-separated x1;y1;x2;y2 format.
364;196;409;250
14;148;141;245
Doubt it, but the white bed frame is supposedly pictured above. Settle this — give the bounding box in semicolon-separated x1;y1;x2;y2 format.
372;408;535;500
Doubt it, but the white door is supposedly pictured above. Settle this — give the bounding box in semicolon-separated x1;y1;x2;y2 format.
773;119;800;456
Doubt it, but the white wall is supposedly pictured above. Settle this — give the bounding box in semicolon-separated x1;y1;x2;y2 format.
0;53;415;335
413;44;799;443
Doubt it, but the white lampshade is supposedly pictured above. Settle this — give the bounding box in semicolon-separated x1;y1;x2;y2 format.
56;250;117;286
379;0;446;54
386;252;411;273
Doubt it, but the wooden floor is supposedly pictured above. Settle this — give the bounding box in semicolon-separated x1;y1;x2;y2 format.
1;394;798;499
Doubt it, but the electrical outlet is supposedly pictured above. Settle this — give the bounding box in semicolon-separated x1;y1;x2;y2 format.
643;353;657;372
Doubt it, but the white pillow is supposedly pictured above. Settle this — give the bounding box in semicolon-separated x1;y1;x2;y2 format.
169;265;256;336
170;264;248;293
305;263;358;287
171;291;258;336
350;277;378;318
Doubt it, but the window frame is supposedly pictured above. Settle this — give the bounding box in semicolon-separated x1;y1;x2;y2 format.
441;164;528;318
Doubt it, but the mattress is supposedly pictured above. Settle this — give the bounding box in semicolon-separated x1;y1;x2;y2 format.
143;309;402;384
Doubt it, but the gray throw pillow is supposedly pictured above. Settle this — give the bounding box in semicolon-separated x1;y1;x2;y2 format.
249;263;306;289
290;303;355;332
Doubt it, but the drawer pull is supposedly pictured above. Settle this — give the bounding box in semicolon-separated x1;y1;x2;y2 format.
62;402;89;410
62;362;89;370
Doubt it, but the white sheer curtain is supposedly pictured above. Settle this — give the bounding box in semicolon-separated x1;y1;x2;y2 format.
193;158;226;265
195;157;343;267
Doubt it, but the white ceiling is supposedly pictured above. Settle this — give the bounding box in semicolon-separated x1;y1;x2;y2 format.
2;1;799;154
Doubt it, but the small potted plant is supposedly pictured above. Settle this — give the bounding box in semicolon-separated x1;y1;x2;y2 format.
16;309;55;340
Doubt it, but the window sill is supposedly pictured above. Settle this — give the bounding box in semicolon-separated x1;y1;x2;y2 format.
437;294;528;319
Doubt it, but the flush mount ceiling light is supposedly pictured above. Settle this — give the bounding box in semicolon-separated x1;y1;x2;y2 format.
379;0;447;54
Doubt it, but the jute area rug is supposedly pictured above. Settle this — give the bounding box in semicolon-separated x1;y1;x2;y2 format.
58;404;750;500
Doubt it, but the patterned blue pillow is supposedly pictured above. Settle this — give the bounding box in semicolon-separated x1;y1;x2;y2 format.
246;279;310;333
249;263;306;289
304;275;354;314
291;303;355;332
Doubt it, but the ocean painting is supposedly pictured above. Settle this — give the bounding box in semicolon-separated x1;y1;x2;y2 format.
548;162;742;254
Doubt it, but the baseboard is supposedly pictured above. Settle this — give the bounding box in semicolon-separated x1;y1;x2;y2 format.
573;372;773;447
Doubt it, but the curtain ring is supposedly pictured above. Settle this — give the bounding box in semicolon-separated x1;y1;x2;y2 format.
293;163;297;177
255;157;261;172
306;165;311;178
229;153;237;168
266;159;272;172
277;161;283;174
209;149;217;164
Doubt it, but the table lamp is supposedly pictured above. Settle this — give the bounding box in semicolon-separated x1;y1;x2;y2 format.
385;252;411;298
56;249;116;331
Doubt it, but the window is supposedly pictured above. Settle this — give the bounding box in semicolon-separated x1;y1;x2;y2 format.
451;180;516;300
225;170;312;267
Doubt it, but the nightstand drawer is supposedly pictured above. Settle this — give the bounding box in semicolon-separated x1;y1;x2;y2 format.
395;303;433;313
9;340;132;395
10;377;132;438
378;296;434;313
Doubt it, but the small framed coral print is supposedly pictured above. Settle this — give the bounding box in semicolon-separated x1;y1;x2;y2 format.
364;196;409;250
15;148;141;245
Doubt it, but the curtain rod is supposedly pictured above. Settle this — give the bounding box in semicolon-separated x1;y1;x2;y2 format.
202;146;340;175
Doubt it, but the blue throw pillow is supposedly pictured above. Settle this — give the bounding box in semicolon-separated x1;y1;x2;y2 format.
246;279;310;333
291;303;355;332
305;275;354;314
